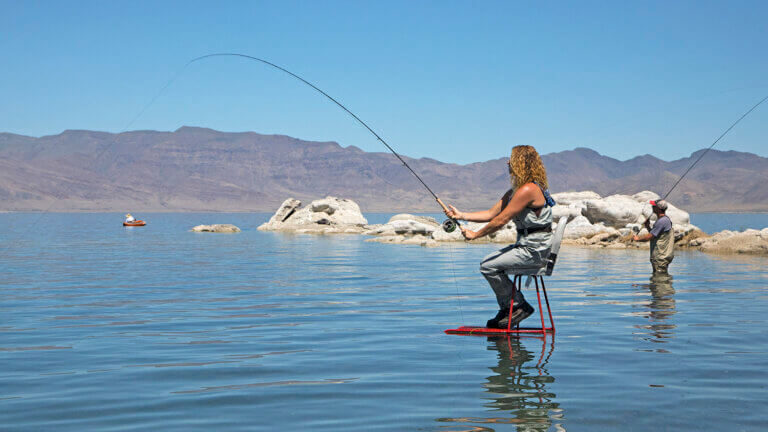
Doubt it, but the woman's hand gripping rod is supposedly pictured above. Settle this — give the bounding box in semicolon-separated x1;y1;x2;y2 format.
437;198;460;233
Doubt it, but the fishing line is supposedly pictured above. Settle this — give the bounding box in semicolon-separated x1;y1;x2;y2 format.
189;54;443;202
632;94;767;229
187;53;460;232
187;54;468;319
185;54;479;386
447;241;465;324
662;94;768;200
192;52;469;330
5;53;454;241
5;53;470;317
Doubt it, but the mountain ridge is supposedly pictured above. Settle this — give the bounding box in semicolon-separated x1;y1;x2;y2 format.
1;126;766;212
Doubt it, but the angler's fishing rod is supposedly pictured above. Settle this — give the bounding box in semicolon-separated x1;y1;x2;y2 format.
638;94;768;227
661;94;768;201
188;53;459;232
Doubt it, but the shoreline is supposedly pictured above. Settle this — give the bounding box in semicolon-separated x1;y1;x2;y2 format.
257;196;768;256
3;209;768;215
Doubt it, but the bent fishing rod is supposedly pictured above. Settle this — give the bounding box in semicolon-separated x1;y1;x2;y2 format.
188;53;459;233
1;53;464;257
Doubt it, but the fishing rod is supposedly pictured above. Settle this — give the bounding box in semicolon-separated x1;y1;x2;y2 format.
638;94;768;227
188;53;459;233
661;94;768;201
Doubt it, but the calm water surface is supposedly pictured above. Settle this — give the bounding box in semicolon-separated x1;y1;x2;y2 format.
689;213;768;234
1;213;767;431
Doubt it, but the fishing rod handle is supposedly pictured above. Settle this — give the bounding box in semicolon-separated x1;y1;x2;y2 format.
436;198;451;214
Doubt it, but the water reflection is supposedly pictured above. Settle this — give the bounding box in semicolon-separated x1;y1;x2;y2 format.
634;275;677;343
437;337;564;431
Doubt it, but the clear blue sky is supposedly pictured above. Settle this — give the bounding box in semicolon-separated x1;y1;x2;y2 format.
2;0;767;163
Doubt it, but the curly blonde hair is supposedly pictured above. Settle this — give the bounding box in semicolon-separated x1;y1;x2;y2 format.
509;145;548;190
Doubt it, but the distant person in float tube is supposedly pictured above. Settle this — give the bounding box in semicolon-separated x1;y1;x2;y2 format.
125;213;135;223
633;200;674;275
444;145;555;329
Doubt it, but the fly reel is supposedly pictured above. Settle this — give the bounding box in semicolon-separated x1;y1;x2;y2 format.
442;218;458;233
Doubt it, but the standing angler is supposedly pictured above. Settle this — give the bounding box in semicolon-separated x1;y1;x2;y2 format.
633;200;674;276
444;145;554;329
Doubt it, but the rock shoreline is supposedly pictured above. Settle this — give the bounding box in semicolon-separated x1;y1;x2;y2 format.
257;195;768;256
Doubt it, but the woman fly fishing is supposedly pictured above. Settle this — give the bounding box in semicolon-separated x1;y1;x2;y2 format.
444;145;555;329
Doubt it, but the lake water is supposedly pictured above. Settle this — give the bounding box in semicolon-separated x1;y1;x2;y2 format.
689;213;768;234
2;213;767;431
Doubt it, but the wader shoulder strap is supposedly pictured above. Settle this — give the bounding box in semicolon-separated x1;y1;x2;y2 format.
532;181;556;207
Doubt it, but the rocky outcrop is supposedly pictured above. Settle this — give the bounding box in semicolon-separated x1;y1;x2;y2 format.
363;214;440;246
258;196;369;234
562;215;613;239
433;220;518;243
672;223;701;241
365;214;518;245
583;194;647;227
563;191;684;227
259;194;768;256
552;191;602;205
261;193;699;247
192;224;241;233
268;198;301;224
551;192;596;220
552;190;697;247
687;228;768;255
364;214;439;236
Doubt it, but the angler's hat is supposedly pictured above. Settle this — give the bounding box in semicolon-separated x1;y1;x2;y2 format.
650;200;668;211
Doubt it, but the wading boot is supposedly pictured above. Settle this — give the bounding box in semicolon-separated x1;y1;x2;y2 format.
486;308;510;328
498;301;535;329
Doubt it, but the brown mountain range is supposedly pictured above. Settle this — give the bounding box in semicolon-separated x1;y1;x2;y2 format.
1;126;766;212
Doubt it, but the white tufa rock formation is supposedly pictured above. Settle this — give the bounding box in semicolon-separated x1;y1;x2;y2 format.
687;228;768;255
257;193;768;255
258;196;369;234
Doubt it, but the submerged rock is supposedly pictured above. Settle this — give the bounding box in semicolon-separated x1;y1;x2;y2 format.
192;224;241;233
365;235;439;247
